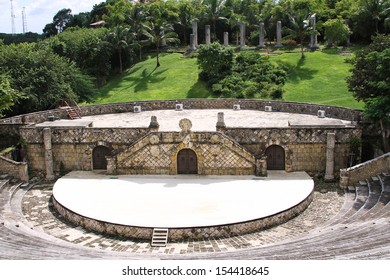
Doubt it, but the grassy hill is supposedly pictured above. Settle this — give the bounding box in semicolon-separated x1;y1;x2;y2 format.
91;49;364;110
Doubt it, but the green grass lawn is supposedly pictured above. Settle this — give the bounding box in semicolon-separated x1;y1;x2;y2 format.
271;49;363;109
90;48;364;110
92;53;211;104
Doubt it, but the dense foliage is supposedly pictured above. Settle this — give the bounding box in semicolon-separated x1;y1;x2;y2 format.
347;34;390;152
0;43;97;116
211;52;288;99
197;42;234;85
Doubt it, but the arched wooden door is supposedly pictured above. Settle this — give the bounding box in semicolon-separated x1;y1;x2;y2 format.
92;146;110;170
177;149;198;174
265;145;285;170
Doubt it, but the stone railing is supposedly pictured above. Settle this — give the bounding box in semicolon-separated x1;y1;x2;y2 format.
340;152;390;188
0;99;363;126
0;155;29;182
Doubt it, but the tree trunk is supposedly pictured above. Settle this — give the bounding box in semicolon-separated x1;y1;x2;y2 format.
118;49;123;73
156;46;160;68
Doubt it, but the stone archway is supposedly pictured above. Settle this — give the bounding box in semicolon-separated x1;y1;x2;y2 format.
177;149;198;174
265;145;285;170
92;146;111;170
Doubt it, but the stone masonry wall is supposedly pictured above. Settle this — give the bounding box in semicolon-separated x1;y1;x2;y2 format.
225;127;361;174
340;152;390;188
115;132;256;175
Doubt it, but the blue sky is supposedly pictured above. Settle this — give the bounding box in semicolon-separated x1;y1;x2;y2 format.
0;0;103;34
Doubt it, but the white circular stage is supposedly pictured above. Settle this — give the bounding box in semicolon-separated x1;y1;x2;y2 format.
52;171;314;240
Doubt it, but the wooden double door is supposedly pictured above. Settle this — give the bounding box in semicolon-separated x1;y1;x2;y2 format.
177;149;198;174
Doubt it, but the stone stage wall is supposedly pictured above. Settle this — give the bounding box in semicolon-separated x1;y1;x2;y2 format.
52;190;314;241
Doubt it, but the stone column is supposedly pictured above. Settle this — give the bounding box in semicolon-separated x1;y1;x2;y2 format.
239;22;246;48
275;21;283;47
205;25;211;45
192;20;198;48
223;32;229;47
43;128;55;180
216;112;226;131
310;14;318;49
258;22;265;48
149;115;159;132
190;34;196;51
325;132;336;181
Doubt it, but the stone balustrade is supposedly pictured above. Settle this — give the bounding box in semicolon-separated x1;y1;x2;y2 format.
340;152;390;188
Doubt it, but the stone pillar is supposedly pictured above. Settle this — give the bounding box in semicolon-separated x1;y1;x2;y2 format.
205;25;211;45
43;128;55;180
258;22;265;48
275;21;283;47
345;19;351;46
310;14;318;50
239;22;246;48
106;156;116;175
190;34;196;51
149;115;159;132
223;32;229;47
216;112;226;131
255;156;267;177
192;20;198;48
325;132;336;181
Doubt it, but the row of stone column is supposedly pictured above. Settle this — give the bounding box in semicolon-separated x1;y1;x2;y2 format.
189;16;319;50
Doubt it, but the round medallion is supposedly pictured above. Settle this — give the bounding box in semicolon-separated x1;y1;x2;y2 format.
179;118;192;132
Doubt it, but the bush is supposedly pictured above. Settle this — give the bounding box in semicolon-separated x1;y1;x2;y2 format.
210;52;287;99
197;42;234;85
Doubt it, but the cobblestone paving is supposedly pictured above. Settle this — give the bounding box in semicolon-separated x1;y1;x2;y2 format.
22;184;344;256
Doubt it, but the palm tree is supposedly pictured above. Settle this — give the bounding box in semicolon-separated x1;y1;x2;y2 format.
202;0;227;40
284;11;313;58
107;26;132;73
143;21;180;68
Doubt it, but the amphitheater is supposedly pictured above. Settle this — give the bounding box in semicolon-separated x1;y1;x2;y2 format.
1;99;390;260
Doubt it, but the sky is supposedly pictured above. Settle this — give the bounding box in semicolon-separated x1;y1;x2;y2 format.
0;0;104;34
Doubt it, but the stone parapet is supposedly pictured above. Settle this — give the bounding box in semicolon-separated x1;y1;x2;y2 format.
0;99;363;125
340;152;390;188
0;155;29;182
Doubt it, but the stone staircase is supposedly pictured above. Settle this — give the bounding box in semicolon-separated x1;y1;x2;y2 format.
1;172;390;259
151;228;169;247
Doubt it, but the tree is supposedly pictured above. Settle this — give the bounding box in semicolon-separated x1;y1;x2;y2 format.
177;0;197;45
202;0;228;40
43;23;58;37
53;8;73;33
284;9;313;58
107;26;134;73
0;43;96;116
347;34;390;152
0;74;22;117
323;17;350;46
143;21;180;68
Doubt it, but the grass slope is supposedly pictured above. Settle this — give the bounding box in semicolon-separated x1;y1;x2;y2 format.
271;49;363;109
92;53;210;104
91;49;363;110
